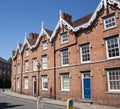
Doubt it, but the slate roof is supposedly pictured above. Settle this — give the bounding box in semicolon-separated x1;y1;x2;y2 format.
72;13;93;27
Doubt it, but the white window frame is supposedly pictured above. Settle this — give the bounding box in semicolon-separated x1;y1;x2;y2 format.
33;58;38;71
104;15;116;30
61;33;68;44
61;73;70;91
42;55;48;69
80;44;90;63
26;48;29;56
18;64;20;74
24;77;28;89
42;75;48;91
107;70;120;92
17;78;20;89
61;49;69;66
42;41;48;50
25;61;29;72
106;37;120;59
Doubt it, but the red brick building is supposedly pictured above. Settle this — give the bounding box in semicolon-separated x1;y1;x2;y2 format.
12;0;120;106
0;57;11;88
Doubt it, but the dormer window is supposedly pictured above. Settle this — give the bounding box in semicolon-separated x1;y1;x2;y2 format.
104;15;116;30
61;33;68;44
26;48;29;56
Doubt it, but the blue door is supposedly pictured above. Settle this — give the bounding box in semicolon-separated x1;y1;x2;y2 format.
83;76;91;99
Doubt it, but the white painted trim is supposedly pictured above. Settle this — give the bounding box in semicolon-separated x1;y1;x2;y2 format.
61;73;70;92
61;49;69;66
105;37;120;59
80;44;90;63
12;0;120;59
107;70;120;92
104;16;117;30
42;76;48;91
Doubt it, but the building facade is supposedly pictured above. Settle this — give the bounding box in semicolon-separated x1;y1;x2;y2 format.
12;0;120;106
0;57;11;88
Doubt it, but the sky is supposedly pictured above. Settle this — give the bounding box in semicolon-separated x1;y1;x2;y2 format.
0;0;100;60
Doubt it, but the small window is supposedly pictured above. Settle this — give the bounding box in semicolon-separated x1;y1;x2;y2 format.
61;73;70;91
42;75;48;90
42;55;48;69
42;41;47;50
25;61;29;72
107;69;120;92
33;58;38;71
61;33;68;44
26;49;29;56
106;37;120;59
104;16;116;30
61;49;69;66
24;77;28;89
80;44;90;63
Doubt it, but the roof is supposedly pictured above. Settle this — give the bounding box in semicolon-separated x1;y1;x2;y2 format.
0;57;11;64
45;28;53;36
27;38;37;46
72;13;93;27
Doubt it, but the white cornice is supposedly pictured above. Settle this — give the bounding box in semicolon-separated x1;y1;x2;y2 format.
108;0;120;8
12;0;120;59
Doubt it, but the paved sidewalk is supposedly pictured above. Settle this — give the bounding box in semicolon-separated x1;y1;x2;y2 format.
0;89;119;109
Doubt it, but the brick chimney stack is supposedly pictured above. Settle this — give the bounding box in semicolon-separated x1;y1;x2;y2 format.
29;33;38;40
60;12;72;25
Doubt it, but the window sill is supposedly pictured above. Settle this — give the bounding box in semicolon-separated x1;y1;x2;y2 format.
61;89;70;92
107;56;120;60
42;89;48;91
103;26;117;32
107;91;120;94
81;61;90;64
61;41;69;45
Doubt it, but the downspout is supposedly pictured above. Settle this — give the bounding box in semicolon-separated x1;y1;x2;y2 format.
20;53;23;94
53;31;78;100
53;40;56;100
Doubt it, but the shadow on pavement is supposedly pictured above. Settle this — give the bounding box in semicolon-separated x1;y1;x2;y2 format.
0;102;24;109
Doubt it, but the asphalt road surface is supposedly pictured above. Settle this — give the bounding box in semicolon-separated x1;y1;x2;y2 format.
0;93;65;109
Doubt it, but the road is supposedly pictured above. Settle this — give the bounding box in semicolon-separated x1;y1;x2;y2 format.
0;94;65;109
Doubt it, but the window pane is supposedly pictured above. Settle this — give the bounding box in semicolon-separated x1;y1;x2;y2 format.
108;70;120;91
81;44;90;62
104;16;116;30
42;55;47;69
62;49;69;65
61;73;70;91
42;76;48;90
61;33;68;43
106;37;120;58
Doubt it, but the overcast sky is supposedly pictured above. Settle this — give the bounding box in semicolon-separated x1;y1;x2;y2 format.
0;0;100;60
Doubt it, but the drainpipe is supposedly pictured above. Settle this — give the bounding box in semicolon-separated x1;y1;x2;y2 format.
37;61;40;96
20;54;23;94
52;31;78;100
53;41;56;100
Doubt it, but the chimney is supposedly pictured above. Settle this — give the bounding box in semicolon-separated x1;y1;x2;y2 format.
29;33;38;40
60;12;72;24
